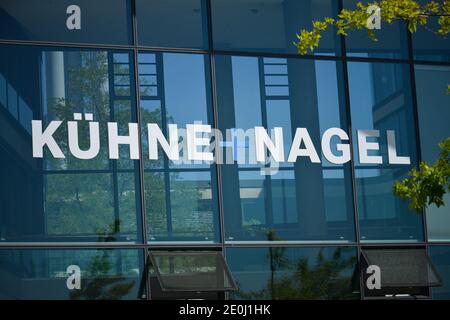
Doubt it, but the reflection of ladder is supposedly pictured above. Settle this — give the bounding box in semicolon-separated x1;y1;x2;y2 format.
258;57;292;226
262;58;290;99
137;53;175;239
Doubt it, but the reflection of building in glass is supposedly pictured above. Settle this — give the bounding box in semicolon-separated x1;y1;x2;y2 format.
0;0;449;300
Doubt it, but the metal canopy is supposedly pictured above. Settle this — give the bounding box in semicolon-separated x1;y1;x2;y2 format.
148;251;237;292
361;248;442;288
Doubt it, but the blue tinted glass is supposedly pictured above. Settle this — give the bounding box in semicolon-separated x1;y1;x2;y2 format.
0;249;145;299
136;0;208;49
347;61;423;242
0;44;142;242
0;0;132;45
412;0;450;62
138;52;219;243
145;171;220;242
430;246;450;299
415;65;450;241
226;247;359;299
216;55;356;242
211;0;340;55
344;0;409;59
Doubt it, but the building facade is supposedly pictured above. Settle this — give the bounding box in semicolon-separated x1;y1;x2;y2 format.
0;0;449;300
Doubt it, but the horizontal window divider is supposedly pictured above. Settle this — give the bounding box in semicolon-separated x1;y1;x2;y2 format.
0;40;447;68
0;242;439;249
220;166;345;172
224;242;429;248
43;169;137;174
0;39;134;50
213;50;340;61
225;240;354;247
147;242;222;248
413;59;450;66
0;242;148;249
416;241;450;246
360;241;426;246
345;55;411;64
137;45;209;54
144;167;213;173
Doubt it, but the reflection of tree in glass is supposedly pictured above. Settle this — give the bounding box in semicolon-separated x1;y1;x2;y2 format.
45;51;134;238
141;107;213;240
44;51;210;241
144;167;213;240
70;220;137;300
237;231;358;300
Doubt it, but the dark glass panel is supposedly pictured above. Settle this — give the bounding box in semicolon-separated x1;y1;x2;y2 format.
347;61;423;241
0;0;132;45
211;0;340;55
226;246;359;299
138;51;219;243
344;0;409;59
0;249;145;300
136;0;208;49
414;65;450;240
0;45;142;242
430;246;450;299
216;55;355;242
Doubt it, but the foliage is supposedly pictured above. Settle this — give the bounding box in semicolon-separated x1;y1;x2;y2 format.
294;1;450;213
394;137;450;213
237;246;358;300
70;220;137;300
294;0;450;55
45;51;207;241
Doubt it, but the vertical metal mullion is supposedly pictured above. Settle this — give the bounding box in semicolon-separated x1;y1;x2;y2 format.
206;0;226;300
130;0;150;300
257;58;274;228
155;53;173;237
407;28;431;298
107;52;121;238
338;0;364;300
148;53;175;243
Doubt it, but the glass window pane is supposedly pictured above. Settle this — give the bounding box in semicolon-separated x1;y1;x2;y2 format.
139;52;213;170
226;247;359;299
0;249;145;300
412;0;450;62
415;65;450;241
136;0;208;49
145;171;220;242
347;61;423;242
344;0;409;59
0;0;132;45
138;51;219;243
430;246;450;300
0;45;142;242
211;0;340;55
216;55;355;242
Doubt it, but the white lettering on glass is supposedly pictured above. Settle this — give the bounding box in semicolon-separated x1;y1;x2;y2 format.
31;118;412;173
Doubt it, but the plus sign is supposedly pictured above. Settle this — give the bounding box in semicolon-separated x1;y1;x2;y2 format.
219;128;249;162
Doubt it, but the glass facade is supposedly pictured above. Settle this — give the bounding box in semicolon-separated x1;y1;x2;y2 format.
0;0;448;300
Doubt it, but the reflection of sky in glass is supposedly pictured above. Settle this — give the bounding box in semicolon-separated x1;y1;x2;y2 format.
347;62;375;130
315;60;344;169
315;60;341;132
231;57;262;129
229;56;349;170
163;53;208;125
347;62;380;177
